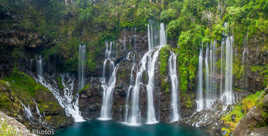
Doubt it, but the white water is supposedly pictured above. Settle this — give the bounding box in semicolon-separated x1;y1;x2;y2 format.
169;51;180;122
196;49;204;112
222;36;234;105
33;100;42;120
127;51;150;125
36;64;84;122
242;47;248;89
126;22;166;125
204;41;217;109
124;63;136;122
197;33;234;110
220;41;225;100
36;56;43;77
78;44;86;90
242;47;248;66
146;47;161;124
99;41;119;120
20;102;33;120
204;46;211;109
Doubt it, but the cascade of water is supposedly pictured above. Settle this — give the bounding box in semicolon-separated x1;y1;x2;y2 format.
126;22;166;125
36;73;84;122
36;56;43;78
146;48;161;124
220;40;225;100
205;47;210;109
124;63;136;122
211;41;217;103
160;23;167;46
223;36;234;105
20;102;33;120
33;100;42;120
196;49;204;112
127;51;149;125
146;23;167;124
99;41;119;120
78;44;86;90
205;41;218;109
169;51;180;122
242;47;248;89
242;48;247;66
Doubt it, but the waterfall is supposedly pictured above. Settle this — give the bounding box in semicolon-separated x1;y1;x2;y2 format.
20;102;33;120
211;41;217;101
33;100;42;120
126;22;166;125
220;41;225;100
169;51;180;122
145;47;161;124
160;23;167;46
127;52;148;125
36;74;84;122
36;56;43;78
124;63;136;122
222;36;234;105
242;48;247;67
204;46;211;109
204;41;217;109
242;47;248;89
196;49;204;112
99;41;119;120
196;23;234;109
78;44;86;90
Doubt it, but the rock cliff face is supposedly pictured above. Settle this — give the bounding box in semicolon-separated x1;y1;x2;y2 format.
0;111;35;136
78;29;267;135
0;76;72;130
0;23;267;134
233;90;268;136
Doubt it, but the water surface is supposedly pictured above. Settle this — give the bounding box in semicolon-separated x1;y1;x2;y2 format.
55;120;208;136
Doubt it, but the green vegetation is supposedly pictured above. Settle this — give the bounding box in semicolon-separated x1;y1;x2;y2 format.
221;104;244;131
3;69;48;97
1;0;267;92
79;83;90;94
0;71;69;128
159;46;170;76
250;65;268;87
57;76;64;90
221;90;266;135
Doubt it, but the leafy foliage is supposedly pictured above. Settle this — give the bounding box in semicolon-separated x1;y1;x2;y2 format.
1;0;267;91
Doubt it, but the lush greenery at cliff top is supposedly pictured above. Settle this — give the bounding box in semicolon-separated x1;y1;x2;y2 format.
1;0;267;92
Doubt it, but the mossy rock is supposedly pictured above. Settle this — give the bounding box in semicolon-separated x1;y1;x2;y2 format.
0;71;72;129
221;90;266;133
